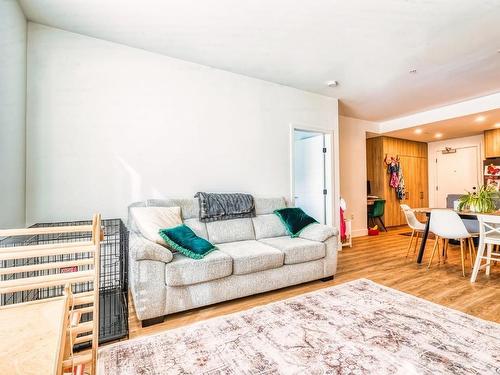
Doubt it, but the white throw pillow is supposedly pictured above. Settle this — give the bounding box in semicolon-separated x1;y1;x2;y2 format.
131;206;182;245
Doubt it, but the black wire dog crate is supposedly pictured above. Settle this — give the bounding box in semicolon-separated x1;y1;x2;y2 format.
0;218;129;347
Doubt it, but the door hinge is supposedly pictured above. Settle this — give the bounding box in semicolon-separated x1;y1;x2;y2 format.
323;147;327;153
323;189;327;195
436;186;439;191
435;158;438;163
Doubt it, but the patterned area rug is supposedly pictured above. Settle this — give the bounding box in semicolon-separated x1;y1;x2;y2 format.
99;279;500;374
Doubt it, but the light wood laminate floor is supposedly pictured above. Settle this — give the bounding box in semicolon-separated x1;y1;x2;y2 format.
126;227;500;341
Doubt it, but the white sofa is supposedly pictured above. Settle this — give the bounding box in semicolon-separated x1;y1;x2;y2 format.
128;197;339;327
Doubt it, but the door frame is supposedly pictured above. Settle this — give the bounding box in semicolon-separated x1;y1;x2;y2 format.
433;145;481;207
289;124;338;228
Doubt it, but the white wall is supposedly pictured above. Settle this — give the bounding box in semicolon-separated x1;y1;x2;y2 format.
427;134;484;207
339;116;380;237
26;23;339;224
0;1;26;229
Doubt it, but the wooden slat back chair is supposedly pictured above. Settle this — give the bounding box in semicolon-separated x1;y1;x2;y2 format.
471;214;500;282
0;214;102;375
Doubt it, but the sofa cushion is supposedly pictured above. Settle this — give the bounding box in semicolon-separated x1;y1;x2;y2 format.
130;206;182;245
159;225;216;260
165;250;232;286
274;207;317;237
259;236;326;265
206;218;255;244
252;214;287;240
217;240;284;275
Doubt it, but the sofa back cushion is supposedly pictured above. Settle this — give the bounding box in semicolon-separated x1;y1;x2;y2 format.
254;197;287;215
252;214;287;239
146;198;199;219
206;218;255;244
183;218;209;240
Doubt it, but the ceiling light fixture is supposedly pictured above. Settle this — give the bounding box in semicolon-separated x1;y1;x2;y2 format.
326;80;339;88
435;133;443;138
414;128;422;134
475;115;486;122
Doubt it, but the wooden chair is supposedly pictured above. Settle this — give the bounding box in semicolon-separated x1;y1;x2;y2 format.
0;214;102;375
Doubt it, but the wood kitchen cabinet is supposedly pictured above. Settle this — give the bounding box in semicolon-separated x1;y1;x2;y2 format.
484;129;500;159
366;136;428;227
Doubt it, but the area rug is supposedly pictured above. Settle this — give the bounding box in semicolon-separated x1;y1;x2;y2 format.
98;279;500;374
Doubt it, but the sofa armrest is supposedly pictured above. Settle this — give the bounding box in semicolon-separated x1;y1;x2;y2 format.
323;236;338;276
128;232;168;321
299;223;338;242
131;232;173;263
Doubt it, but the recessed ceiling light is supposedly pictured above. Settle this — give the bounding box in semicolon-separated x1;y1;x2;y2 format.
326;80;338;87
475;115;486;122
435;133;443;138
414;128;422;134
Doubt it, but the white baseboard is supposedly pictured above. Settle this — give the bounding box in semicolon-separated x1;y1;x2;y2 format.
352;228;368;238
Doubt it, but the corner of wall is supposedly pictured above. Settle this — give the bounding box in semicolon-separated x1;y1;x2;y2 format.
0;0;27;228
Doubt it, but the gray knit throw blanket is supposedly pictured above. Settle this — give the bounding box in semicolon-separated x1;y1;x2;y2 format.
194;192;256;222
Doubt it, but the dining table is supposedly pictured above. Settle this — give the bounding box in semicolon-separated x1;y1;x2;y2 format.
411;208;500;264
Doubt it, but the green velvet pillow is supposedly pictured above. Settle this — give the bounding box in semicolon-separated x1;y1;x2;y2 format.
274;207;317;237
159;224;216;260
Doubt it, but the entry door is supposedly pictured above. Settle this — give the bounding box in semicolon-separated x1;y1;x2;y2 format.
294;133;326;223
435;146;479;207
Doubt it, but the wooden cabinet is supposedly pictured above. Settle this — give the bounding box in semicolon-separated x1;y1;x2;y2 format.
484;129;500;158
366;136;428;227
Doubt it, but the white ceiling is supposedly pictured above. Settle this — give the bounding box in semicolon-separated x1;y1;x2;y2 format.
383;108;500;142
19;0;500;121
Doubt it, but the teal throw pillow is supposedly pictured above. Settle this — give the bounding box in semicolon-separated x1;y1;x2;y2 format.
274;207;317;237
159;224;216;259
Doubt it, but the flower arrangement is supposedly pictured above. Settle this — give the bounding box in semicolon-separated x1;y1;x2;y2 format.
457;185;499;213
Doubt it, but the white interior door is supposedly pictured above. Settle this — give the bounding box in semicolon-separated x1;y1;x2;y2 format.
294;133;326;223
435;146;480;207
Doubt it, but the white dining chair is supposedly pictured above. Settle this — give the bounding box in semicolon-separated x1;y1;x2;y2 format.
471;214;500;282
428;209;475;277
400;204;426;259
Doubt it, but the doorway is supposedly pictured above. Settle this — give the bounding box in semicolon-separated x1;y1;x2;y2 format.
291;128;332;225
435;146;480;207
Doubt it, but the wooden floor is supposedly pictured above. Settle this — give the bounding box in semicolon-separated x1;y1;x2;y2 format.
126;227;500;341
